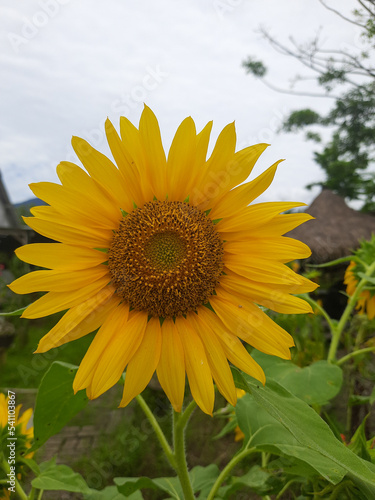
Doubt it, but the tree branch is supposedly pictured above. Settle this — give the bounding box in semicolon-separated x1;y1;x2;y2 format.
318;0;367;28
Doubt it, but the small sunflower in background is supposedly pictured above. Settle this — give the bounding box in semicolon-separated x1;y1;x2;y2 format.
345;250;375;320
9;106;317;415
0;393;34;498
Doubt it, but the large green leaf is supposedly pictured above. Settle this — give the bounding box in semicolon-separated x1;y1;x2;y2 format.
31;457;90;493
30;361;88;451
233;368;375;497
251;351;343;405
236;394;346;483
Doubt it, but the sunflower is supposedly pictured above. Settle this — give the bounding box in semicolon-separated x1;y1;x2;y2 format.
9;106;317;415
345;261;375;320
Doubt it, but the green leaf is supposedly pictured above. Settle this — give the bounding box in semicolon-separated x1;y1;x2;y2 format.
233;368;375;497
0;306;28;316
348;416;372;462
218;465;279;499
251;351;343;405
190;465;220;499
31;457;90;493
30;361;88;452
115;465;219;499
84;486;143;499
18;457;40;476
115;476;182;499
236;394;343;483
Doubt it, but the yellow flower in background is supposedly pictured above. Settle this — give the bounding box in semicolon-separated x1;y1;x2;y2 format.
9;106;317;415
345;261;375;320
0;394;33;450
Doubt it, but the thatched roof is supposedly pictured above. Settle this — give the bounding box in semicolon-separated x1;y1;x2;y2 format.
288;190;375;263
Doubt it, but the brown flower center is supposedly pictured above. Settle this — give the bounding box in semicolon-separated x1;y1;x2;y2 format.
108;200;223;318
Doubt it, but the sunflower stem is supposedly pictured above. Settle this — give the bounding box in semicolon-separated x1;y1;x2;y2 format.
206;447;256;500
337;346;375;366
135;394;175;468
327;260;375;363
172;409;195;500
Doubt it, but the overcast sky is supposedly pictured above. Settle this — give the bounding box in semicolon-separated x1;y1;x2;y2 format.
0;0;366;206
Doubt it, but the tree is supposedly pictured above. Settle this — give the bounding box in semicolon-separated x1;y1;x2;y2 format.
243;0;375;211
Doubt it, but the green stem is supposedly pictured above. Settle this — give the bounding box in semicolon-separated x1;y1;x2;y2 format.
173;410;195;500
337;346;375;366
276;479;298;499
303;295;336;333
206;447;256;500
0;456;28;500
37;489;44;500
135;394;176;468
178;399;197;430
327;260;375;363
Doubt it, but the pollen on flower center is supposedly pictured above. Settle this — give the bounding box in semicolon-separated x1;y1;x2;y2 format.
108;200;224;318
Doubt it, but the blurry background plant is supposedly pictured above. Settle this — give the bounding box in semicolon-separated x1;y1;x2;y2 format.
243;0;375;212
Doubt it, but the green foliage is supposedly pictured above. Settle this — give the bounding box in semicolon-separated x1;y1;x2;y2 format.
282;109;321;132
30;361;88;452
242;57;267;77
233;369;375;498
115;465;220;499
31;457;91;494
251;350;343;405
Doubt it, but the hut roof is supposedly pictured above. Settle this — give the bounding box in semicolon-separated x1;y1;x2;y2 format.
0;171;19;229
287;189;375;263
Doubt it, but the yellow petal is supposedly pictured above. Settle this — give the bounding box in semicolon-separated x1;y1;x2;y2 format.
217;201;306;233
22;277;110;319
156;319;186;412
56;161;120;224
175;316;215;415
197;307;265;384
210;289;293;359
71;136;133;213
15;243;108;271
220;273;313;314
35;288;118;352
120;317;162;407
29;181;117;229
105;119;144;206
191;122;236;206
195;121;213;167
224;254;318;292
23;216;113;248
9;265;108;294
224;236;312;262
139;105;167;200
209;161;282;218
88;311;147;399
167;116;197;201
120;115;154;202
73;303;130;392
219;213;314;241
190;312;237;406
